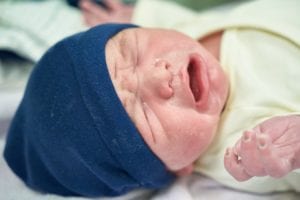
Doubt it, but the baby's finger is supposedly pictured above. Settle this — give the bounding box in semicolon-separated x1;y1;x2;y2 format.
81;10;105;27
257;133;292;178
233;138;241;156
224;148;252;181
240;131;265;176
80;0;108;18
104;0;122;10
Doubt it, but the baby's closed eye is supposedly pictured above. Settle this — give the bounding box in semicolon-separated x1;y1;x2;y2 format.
120;73;138;94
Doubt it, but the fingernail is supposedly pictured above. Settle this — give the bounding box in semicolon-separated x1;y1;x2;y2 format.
243;131;251;142
81;1;90;7
237;155;242;161
258;137;267;149
225;148;231;157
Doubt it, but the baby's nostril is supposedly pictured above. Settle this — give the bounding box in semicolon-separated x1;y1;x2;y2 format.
154;59;171;71
165;63;171;70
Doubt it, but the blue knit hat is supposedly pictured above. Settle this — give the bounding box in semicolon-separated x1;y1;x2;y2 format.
4;23;174;197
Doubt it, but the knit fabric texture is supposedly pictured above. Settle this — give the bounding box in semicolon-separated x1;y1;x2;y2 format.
4;23;174;197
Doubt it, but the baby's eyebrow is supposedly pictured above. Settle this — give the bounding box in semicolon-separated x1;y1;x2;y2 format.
118;31;139;68
109;39;119;79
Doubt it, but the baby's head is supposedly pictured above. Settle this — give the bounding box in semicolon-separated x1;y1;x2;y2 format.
4;24;228;197
105;27;229;175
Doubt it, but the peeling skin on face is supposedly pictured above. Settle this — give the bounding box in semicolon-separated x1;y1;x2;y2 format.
105;27;229;175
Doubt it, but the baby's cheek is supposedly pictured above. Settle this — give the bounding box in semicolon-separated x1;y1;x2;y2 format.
183;125;217;159
170;135;207;170
185;135;207;157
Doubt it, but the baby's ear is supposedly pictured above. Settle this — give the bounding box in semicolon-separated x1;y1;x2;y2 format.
174;164;194;176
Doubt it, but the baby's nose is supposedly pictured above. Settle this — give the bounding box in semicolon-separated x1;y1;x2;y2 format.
151;59;173;98
154;59;172;77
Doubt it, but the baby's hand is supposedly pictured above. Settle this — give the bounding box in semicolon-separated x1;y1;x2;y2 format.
224;115;300;181
79;0;134;27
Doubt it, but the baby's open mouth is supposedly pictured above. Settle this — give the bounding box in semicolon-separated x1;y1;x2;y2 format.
188;59;202;102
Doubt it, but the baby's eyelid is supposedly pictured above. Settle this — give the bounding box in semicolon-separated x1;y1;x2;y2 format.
113;63;118;79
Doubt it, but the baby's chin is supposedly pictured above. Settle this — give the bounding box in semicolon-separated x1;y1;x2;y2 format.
165;143;213;174
166;154;200;177
173;164;195;176
166;124;219;171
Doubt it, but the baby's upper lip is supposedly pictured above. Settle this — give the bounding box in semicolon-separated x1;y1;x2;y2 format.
184;53;209;108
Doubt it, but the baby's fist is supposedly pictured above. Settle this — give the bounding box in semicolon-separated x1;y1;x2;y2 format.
224;115;300;181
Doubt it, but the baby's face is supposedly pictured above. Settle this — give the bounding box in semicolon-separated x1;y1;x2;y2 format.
105;28;229;174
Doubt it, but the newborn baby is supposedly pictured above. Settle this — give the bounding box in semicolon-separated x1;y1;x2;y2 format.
105;27;229;175
4;22;300;197
105;27;300;181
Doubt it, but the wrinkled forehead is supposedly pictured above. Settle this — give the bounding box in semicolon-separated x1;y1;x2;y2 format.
105;27;139;66
107;27;189;48
113;28;193;57
107;27;139;49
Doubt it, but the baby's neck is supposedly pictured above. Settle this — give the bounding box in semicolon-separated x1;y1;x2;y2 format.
199;31;223;61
